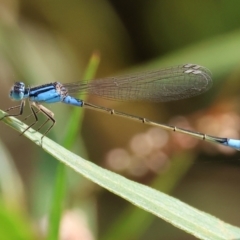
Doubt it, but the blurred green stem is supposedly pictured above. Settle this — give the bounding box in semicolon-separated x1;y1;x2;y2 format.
46;52;100;240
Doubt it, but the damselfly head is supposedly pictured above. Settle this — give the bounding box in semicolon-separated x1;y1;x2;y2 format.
9;82;26;101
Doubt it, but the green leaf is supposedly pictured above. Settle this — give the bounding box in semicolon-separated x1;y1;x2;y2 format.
1;111;240;240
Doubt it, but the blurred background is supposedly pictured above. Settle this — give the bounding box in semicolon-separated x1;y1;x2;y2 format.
1;0;240;239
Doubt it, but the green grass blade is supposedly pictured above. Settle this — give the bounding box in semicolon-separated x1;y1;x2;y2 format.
46;52;100;240
101;152;195;240
1;112;240;240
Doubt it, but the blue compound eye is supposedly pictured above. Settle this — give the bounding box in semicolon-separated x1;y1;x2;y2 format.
9;82;26;101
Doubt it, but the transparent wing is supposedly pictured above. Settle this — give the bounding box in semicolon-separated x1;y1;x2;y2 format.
63;63;212;102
